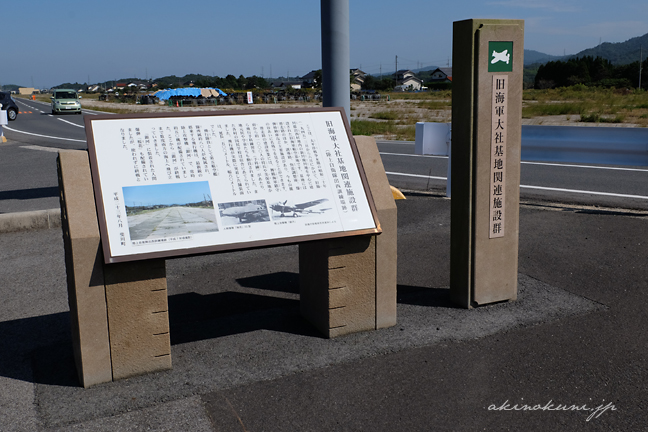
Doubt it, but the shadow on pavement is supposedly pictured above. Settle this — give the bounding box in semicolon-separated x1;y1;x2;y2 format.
0;312;78;387
0;186;59;202
2;272;457;387
397;284;460;309
168;291;318;345
236;271;300;294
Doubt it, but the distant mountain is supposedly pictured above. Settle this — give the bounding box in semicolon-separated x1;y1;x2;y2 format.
571;33;648;65
401;66;441;75
524;50;563;66
0;84;22;92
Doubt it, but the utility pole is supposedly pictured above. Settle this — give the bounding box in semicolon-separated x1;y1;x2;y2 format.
598;37;602;58
395;55;398;86
640;45;643;90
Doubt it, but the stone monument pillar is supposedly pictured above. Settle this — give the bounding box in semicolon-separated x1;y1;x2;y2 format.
450;19;524;308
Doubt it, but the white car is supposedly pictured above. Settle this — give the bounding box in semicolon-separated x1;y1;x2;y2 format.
51;89;82;115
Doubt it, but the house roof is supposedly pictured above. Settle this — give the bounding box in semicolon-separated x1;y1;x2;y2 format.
429;68;453;81
394;69;415;76
401;76;423;84
301;70;318;80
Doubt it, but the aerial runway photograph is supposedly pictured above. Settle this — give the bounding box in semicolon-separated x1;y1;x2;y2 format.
123;181;219;241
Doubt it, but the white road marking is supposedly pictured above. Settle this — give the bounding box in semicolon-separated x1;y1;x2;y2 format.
380;152;447;159
2;125;86;143
57;118;85;128
521;161;648;173
15;98;101;116
520;185;648;200
376;140;414;145
379;152;648;172
385;171;648;200
385;171;447;181
19;145;66;153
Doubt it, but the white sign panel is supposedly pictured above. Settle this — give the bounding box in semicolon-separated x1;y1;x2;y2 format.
489;75;508;238
85;109;379;263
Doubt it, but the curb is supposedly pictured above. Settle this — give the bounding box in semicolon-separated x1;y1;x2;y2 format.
0;208;61;234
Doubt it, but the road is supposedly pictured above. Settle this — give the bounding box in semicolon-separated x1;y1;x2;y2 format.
379;140;648;210
127;206;219;240
1;100;647;431
2;97;89;149
2;99;648;213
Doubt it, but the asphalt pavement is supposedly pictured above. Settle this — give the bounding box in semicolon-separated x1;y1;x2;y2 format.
1;187;647;430
1;130;647;430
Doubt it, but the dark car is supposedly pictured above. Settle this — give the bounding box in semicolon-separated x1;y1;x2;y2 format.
0;92;19;121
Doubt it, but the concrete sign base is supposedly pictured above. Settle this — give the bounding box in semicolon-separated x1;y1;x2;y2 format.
57;135;396;386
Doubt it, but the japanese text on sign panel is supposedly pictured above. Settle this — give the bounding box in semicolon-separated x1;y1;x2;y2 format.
490;75;507;238
88;111;377;260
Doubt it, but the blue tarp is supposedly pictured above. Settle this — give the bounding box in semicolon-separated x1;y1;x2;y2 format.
153;87;227;100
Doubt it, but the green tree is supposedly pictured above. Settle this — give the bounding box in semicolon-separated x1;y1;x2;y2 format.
237;75;247;89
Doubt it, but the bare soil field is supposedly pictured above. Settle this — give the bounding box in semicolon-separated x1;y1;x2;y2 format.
79;97;641;132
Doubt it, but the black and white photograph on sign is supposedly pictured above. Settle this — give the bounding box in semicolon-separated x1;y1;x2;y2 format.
269;198;331;218
124;181;219;241
218;200;271;225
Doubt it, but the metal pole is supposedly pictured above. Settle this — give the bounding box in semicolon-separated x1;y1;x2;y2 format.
321;0;350;122
639;45;643;90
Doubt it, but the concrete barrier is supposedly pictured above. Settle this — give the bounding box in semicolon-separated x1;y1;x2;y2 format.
0;209;61;233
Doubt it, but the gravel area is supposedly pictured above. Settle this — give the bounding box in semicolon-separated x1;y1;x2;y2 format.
80;98;640;128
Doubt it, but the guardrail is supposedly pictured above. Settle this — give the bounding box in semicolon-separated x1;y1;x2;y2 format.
415;122;648;167
521;125;648;166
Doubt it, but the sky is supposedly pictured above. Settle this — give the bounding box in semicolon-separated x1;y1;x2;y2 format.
2;0;648;89
123;181;211;207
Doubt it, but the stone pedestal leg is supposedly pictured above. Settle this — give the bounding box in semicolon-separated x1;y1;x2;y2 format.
58;150;112;387
59;150;172;385
300;236;376;338
103;260;172;380
299;135;398;337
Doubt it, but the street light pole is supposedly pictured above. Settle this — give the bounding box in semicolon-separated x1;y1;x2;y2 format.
321;0;350;122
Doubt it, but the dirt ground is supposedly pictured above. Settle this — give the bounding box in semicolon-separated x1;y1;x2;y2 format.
79;98;638;129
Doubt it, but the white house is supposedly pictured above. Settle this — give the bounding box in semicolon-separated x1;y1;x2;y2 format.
393;70;423;91
350;68;367;91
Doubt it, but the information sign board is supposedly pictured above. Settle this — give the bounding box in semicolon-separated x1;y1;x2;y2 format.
85;108;380;263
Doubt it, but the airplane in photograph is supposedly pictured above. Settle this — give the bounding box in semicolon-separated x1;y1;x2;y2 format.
221;203;269;223
270;198;330;217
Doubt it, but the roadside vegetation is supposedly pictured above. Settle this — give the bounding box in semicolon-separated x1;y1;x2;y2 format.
523;86;648;126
